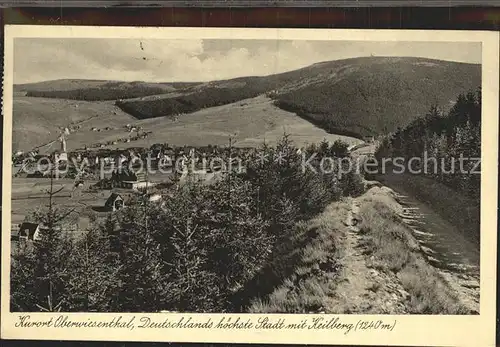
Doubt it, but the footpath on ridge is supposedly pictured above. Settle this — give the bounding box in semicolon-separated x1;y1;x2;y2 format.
325;182;479;314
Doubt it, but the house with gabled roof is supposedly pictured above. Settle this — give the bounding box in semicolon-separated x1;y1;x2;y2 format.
105;193;125;212
18;222;41;241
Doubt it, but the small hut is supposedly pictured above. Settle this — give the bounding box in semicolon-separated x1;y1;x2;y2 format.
18;222;41;241
105;193;125;212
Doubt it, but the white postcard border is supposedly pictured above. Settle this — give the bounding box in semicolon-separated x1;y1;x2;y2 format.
1;26;498;346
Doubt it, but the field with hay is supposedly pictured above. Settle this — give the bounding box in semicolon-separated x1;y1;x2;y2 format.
13;94;362;154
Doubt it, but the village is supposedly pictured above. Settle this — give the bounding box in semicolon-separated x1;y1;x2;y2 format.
10;125;252;248
9;109;374;253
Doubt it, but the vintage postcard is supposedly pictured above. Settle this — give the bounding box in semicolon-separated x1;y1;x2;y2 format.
1;25;498;346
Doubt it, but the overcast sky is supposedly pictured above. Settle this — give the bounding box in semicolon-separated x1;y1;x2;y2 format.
14;39;481;84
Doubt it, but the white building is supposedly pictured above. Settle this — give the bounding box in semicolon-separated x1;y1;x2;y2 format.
148;193;162;202
121;180;156;190
55;134;68;163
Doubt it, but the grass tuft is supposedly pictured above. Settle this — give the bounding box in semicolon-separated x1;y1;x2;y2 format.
248;202;349;313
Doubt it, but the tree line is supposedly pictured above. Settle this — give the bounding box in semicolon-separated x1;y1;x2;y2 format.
375;88;481;200
26;87;169;101
11;135;364;313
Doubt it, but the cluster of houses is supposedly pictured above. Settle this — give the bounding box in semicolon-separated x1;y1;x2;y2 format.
90;126;114;132
16;141;254;175
12;142;255;237
10;142;286;247
101;168;156;190
125;124;141;132
12;149;40;165
83;130;152;150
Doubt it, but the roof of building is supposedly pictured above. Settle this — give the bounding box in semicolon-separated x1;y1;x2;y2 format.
121;180;151;184
114;170;146;182
18;222;40;238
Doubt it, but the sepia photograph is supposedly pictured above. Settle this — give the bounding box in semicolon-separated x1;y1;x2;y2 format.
1;26;498;346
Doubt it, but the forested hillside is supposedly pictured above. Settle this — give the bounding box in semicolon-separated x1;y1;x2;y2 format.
16;80;200;101
375;88;481;200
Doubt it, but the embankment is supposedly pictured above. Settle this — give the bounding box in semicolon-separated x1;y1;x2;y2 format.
241;201;350;313
375;172;480;244
246;185;476;314
356;187;471;314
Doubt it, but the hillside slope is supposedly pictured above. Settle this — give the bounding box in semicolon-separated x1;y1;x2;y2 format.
12;95;362;153
272;57;480;137
12;96;136;153
131;95;363;148
115;57;480;138
15;57;481;140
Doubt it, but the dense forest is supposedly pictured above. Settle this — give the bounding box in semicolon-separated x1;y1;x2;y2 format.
375;88;481;200
22;81;195;101
115;83;268;119
11;136;364;313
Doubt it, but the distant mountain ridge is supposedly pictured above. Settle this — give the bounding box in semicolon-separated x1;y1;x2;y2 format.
15;80;201;101
14;56;481;138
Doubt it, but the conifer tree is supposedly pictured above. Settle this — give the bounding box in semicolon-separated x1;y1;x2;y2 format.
11;165;77;312
66;226;121;311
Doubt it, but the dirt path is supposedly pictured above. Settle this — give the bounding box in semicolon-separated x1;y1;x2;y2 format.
351;144;480;313
326;198;409;314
